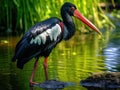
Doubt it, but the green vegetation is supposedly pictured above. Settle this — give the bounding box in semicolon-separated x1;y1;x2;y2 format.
0;0;115;35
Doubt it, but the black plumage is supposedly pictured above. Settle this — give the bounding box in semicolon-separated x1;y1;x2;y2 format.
12;2;101;86
12;17;63;69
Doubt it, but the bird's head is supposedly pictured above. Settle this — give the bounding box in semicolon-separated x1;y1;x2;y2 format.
61;2;102;35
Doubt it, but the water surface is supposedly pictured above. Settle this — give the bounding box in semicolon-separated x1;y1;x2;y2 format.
0;29;120;90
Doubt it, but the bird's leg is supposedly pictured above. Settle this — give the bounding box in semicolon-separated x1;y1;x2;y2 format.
43;57;48;81
29;58;39;87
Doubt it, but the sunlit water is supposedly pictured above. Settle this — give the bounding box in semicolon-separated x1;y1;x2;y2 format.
0;29;120;90
104;29;120;72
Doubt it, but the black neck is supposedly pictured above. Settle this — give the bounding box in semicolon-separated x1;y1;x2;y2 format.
61;10;75;39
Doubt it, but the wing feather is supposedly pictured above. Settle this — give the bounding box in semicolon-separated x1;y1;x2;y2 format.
12;17;63;69
30;23;62;45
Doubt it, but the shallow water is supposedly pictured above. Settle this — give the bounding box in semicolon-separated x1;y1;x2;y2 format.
0;28;120;90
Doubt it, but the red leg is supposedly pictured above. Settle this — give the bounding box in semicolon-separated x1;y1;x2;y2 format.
43;57;48;80
29;58;39;87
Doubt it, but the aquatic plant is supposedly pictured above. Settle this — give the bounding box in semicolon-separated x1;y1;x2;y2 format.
0;0;115;35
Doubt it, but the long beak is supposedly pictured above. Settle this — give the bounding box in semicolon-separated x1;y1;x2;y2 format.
74;9;102;35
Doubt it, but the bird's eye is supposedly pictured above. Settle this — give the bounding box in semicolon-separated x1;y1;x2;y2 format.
70;7;76;11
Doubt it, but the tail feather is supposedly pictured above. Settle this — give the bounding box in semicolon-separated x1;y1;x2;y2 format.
16;56;33;69
17;62;24;69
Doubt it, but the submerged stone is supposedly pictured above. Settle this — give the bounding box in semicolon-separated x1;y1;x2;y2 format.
80;72;120;89
34;80;74;89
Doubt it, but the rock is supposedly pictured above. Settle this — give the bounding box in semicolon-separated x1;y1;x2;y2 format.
34;80;74;89
80;72;120;89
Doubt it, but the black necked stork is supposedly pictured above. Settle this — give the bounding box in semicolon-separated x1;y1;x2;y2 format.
12;2;102;86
